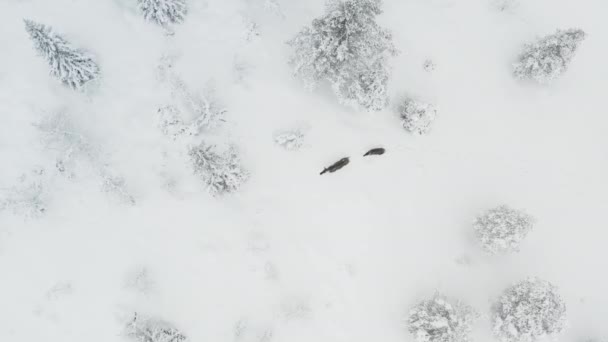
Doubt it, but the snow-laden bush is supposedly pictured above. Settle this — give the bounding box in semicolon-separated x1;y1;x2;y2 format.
0;168;48;219
138;0;187;27
398;98;437;135
287;0;397;111
188;142;249;195
126;313;186;342
273;129;305;150
24;19;100;90
492;278;567;342
474;205;534;254
157;56;225;138
408;293;478;342
514;29;586;84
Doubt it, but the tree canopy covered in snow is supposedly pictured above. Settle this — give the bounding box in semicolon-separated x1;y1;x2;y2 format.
137;0;188;27
188;142;249;195
513;29;586;84
125;314;187;342
287;0;397;111
473;205;534;254
408;293;478;342
492;278;567;342
24;19;100;90
397;98;437;135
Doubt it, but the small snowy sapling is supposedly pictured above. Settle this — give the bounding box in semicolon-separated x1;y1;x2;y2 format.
514;29;586;84
24;19;100;90
474;205;534;254
188;142;249;195
137;0;188;27
408;293;478;342
398;98;437;135
287;0;397;111
126;313;187;342
492;278;567;342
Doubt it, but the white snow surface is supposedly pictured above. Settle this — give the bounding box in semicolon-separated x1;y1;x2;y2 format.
1;0;608;342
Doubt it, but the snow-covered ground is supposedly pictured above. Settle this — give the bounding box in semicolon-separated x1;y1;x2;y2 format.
1;0;608;341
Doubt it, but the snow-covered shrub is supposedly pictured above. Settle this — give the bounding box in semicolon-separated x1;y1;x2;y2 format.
36;111;96;175
126;313;187;342
474;205;534;254
514;29;586;84
287;0;397;111
157;105;186;139
24;20;100;90
137;0;187;27
157;56;225;136
100;173;136;205
0;168;48;218
423;59;436;72
188;142;249;195
408;293;478;342
273;129;304;150
492;278;567;342
398;98;437;135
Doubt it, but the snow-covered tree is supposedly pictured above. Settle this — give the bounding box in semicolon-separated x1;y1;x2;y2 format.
24;20;100;90
287;0;397;111
398;98;437;135
156;56;225;138
492;278;567;342
138;0;187;27
408;293;478;342
126;313;187;342
188;142;249;195
474;205;534;254
514;29;586;84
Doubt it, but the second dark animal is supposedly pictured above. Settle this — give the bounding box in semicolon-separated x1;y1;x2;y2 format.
320;157;350;175
363;147;385;156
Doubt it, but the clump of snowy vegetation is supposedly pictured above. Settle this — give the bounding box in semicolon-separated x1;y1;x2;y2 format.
407;293;478;342
137;0;187;27
492;278;567;342
125;313;187;342
0;168;48;219
423;59;436;72
287;0;397;111
473;205;534;254
273;129;305;150
514;29;586;84
157;56;226;138
188;142;249;195
24;19;100;90
398;98;437;135
35;111;136;204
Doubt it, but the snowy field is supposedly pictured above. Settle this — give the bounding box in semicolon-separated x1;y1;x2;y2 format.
1;0;608;341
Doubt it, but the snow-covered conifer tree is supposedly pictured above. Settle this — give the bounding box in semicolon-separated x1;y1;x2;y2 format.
126;313;187;342
474;205;534;254
514;29;585;84
398;98;437;135
188;142;249;195
408;293;478;342
24;20;100;90
287;0;397;111
138;0;188;27
492;278;566;342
